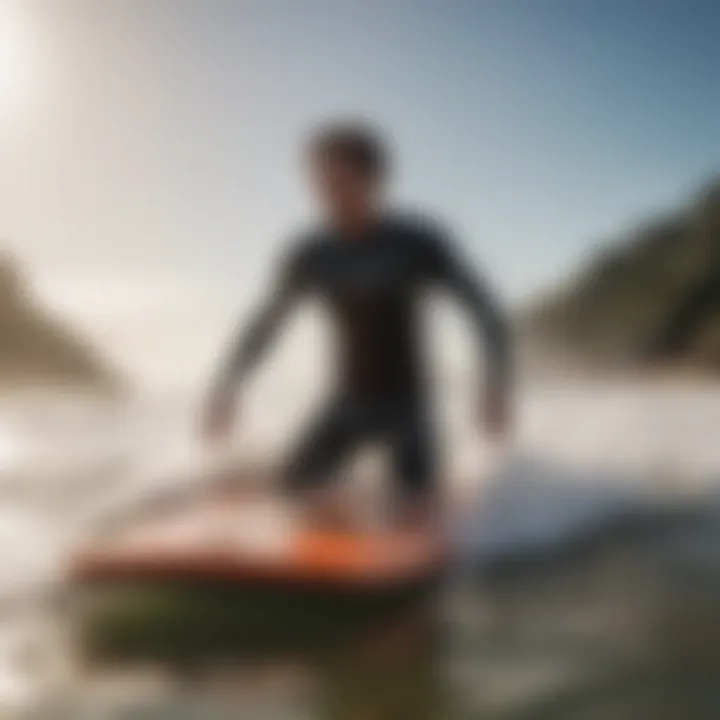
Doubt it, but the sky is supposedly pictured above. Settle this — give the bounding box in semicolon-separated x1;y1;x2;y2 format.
1;0;719;387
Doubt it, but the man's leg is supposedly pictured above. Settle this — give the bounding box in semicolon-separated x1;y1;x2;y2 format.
282;398;361;493
390;405;440;526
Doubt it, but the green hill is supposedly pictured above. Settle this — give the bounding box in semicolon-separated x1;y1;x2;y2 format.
526;180;720;371
0;253;122;392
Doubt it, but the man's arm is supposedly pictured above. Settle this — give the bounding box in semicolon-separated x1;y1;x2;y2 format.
202;245;305;440
424;230;513;433
210;281;298;398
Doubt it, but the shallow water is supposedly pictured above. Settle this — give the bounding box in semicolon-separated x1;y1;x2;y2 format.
1;381;720;717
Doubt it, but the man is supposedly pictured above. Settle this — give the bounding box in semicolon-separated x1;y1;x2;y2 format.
201;122;512;527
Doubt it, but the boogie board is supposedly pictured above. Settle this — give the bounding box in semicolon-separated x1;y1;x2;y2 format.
70;494;447;592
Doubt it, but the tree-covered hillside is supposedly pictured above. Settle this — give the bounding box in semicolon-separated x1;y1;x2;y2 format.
0;252;122;392
527;181;720;371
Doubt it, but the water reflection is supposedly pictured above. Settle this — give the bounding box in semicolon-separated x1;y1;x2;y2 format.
37;581;446;719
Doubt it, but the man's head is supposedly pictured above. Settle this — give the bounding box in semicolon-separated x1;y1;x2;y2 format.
307;121;390;229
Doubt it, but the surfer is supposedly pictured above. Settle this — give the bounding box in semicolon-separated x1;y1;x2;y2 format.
201;121;513;527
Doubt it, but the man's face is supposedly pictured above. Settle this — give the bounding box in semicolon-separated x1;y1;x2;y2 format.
310;152;378;224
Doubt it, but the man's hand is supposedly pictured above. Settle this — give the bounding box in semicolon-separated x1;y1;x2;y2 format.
482;388;512;441
200;392;236;446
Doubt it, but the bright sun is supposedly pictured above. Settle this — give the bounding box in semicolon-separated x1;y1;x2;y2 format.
0;2;34;118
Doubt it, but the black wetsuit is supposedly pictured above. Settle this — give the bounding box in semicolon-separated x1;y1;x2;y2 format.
213;214;510;498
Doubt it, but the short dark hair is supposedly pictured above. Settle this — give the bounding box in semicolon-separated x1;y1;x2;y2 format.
309;121;389;180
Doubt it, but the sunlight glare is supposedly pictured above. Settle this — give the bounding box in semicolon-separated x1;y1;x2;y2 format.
0;2;35;120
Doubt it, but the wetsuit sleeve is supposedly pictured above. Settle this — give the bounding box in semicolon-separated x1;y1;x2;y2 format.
422;230;512;396
210;244;307;397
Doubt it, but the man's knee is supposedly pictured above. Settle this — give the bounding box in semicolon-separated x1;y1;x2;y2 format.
282;445;336;493
394;445;437;498
281;403;355;492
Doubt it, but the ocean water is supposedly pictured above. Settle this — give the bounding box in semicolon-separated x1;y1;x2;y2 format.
1;380;720;715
